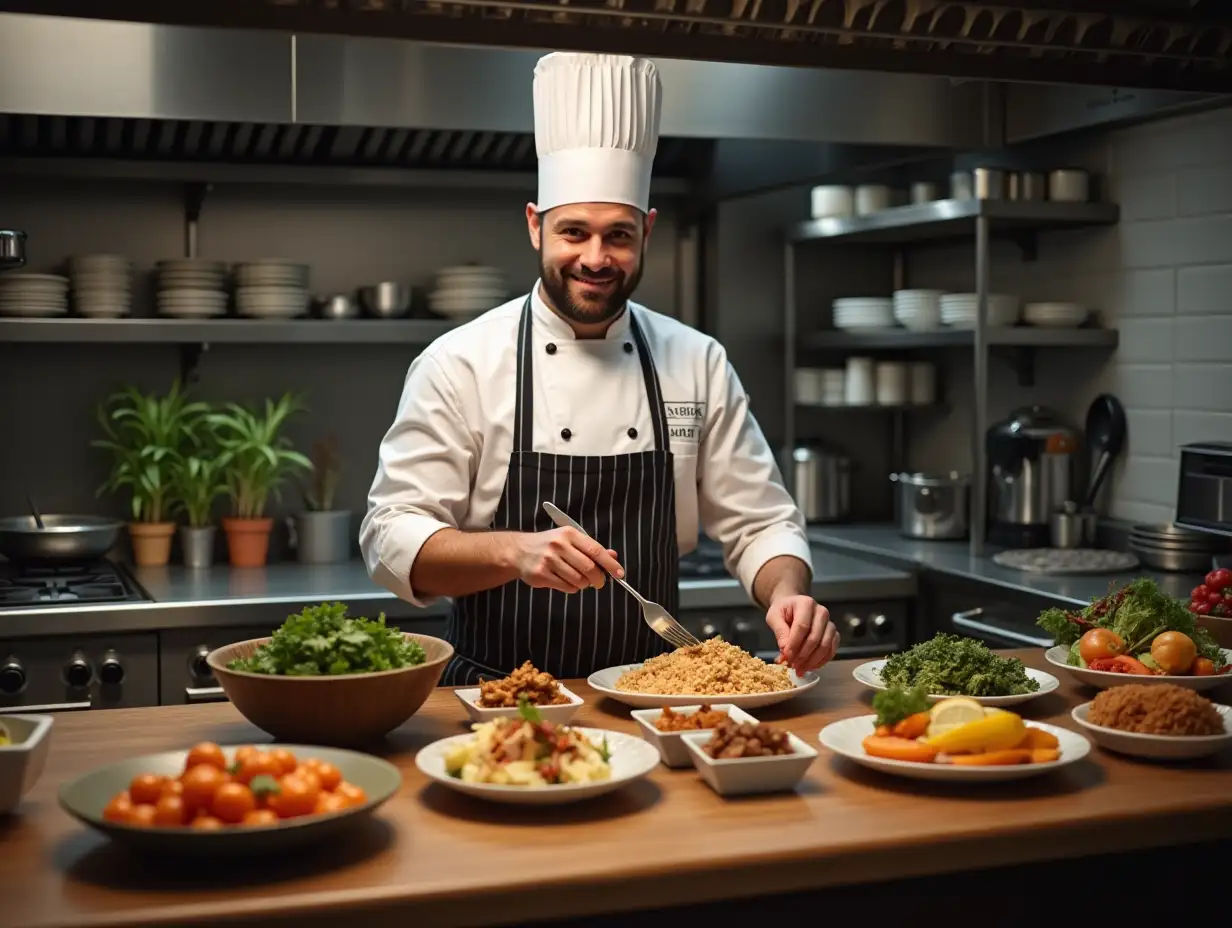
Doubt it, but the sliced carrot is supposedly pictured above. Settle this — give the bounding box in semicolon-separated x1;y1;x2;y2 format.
1029;748;1060;764
1015;728;1060;751
892;711;931;740
862;735;940;764
874;725;892;737
948;749;1033;766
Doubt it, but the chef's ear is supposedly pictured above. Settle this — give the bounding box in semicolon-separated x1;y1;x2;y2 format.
526;203;544;250
642;207;658;243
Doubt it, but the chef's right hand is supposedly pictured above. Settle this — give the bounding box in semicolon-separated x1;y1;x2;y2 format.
511;528;624;594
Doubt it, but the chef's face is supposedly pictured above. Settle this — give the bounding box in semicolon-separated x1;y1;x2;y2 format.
527;202;656;329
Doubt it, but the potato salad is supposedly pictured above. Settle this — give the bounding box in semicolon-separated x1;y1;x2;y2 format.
444;700;612;787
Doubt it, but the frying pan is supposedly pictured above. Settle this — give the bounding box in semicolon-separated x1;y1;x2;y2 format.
1082;394;1127;509
0;514;123;564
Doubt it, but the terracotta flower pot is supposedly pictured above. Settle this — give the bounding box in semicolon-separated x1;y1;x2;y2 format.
222;517;274;568
128;521;176;567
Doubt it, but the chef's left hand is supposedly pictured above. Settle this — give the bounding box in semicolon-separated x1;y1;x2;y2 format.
766;595;838;675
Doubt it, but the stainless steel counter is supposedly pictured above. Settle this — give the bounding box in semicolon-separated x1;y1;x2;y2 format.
807;523;1205;606
0;546;916;640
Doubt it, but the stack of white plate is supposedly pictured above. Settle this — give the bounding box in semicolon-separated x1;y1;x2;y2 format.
0;273;69;317
1023;301;1088;328
832;297;894;331
68;254;132;317
234;260;310;318
892;289;943;331
156;259;229;318
940;293;1020;328
428;265;507;319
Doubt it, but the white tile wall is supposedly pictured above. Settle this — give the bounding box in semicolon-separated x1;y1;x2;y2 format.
908;105;1232;527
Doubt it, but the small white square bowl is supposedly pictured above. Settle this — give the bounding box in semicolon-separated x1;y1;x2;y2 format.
0;714;54;814
681;728;818;796
453;685;583;724
630;704;761;768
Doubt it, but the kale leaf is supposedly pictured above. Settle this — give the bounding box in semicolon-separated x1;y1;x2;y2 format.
879;633;1040;697
227;601;426;675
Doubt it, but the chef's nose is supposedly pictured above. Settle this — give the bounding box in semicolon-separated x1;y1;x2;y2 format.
577;235;609;270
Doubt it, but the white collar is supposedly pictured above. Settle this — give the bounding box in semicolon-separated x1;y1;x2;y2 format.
530;281;633;342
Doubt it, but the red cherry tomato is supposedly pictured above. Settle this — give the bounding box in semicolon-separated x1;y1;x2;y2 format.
1206;568;1232;590
1193;585;1210;600
1194;601;1213;615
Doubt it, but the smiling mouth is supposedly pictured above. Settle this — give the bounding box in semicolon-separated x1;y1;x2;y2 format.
572;277;617;290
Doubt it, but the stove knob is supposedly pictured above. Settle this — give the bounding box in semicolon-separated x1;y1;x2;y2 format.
189;646;213;681
699;622;720;641
844;614;867;638
733;619;758;651
871;614;892;635
100;650;124;686
0;659;26;696
63;651;93;689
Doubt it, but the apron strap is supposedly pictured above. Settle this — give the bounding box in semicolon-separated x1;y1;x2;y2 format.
513;293;672;453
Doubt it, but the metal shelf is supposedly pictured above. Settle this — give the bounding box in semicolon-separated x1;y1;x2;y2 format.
796;403;948;413
789;200;1120;246
800;327;1120;351
0;317;462;344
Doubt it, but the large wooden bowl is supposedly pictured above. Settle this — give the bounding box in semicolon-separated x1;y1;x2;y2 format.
206;633;454;747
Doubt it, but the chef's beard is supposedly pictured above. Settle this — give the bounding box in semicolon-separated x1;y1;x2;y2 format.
538;250;644;326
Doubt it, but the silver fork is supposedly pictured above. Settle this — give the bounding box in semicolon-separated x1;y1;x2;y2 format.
542;501;702;651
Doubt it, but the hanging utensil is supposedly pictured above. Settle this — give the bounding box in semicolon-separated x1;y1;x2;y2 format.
26;493;44;530
1082;394;1127;510
542;501;701;651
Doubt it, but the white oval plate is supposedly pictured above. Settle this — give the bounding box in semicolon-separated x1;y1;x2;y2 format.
819;714;1090;782
415;727;658;805
1045;645;1232;692
1071;702;1232;760
851;659;1060;707
587;663;820;710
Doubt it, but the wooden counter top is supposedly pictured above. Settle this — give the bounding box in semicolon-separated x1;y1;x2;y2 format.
7;652;1232;928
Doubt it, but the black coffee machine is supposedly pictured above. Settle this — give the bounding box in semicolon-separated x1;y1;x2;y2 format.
0;229;26;270
986;406;1082;548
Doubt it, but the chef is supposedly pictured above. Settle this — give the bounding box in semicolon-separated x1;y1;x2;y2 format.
361;52;838;685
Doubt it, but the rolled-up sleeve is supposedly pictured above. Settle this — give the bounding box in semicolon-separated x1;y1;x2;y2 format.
697;344;813;600
359;351;475;607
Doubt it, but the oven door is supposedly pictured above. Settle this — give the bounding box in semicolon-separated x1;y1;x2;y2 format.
950;607;1055;649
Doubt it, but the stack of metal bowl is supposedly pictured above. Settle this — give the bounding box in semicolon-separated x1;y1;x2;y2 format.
1129;523;1227;572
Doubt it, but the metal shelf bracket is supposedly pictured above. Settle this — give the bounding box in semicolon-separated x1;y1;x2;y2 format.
183;182;213;259
179;342;208;385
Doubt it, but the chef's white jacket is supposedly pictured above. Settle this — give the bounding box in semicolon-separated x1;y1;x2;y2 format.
361;286;812;607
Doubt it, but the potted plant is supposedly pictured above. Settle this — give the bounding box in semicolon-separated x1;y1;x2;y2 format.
170;449;230;569
291;436;352;564
94;381;208;568
209;392;312;568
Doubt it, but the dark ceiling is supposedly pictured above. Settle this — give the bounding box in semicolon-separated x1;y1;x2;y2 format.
2;0;1230;92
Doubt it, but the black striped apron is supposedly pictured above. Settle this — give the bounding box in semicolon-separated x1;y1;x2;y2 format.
439;295;678;686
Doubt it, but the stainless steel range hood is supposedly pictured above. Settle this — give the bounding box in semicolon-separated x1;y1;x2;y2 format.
0;12;979;195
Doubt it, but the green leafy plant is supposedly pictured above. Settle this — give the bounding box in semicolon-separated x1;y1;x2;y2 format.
93;380;209;523
208;392;312;519
170;452;231;529
303;436;342;511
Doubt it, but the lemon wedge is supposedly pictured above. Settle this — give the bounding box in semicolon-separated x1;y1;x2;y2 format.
926;696;985;740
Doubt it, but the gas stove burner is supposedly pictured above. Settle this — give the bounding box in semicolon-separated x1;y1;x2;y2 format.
0;561;142;608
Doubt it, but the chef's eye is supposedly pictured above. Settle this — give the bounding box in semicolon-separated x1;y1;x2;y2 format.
607;231;633;243
559;227;587;240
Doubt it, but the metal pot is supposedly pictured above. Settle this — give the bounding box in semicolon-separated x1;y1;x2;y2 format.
792;446;851;523
1008;172;1046;201
1048;169;1090;202
180;525;216;569
289;511;353;564
0;514;122;563
357;282;412;318
890;472;970;540
315;294;358;319
0;230;26;269
987;406;1081;547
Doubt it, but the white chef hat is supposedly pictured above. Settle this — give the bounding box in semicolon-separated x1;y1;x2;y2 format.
532;52;662;214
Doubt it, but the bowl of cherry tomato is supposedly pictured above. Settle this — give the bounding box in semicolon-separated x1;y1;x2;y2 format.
58;741;401;855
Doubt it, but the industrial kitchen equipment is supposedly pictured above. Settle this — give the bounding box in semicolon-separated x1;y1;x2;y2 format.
986;406;1081;549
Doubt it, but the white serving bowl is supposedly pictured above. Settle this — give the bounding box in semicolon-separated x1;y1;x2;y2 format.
453;685;583;725
630;704;760;768
0;714;53;814
681;729;818;796
1071;701;1232;760
1045;645;1232;692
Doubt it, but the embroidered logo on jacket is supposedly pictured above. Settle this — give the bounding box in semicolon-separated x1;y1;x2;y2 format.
663;401;706;442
